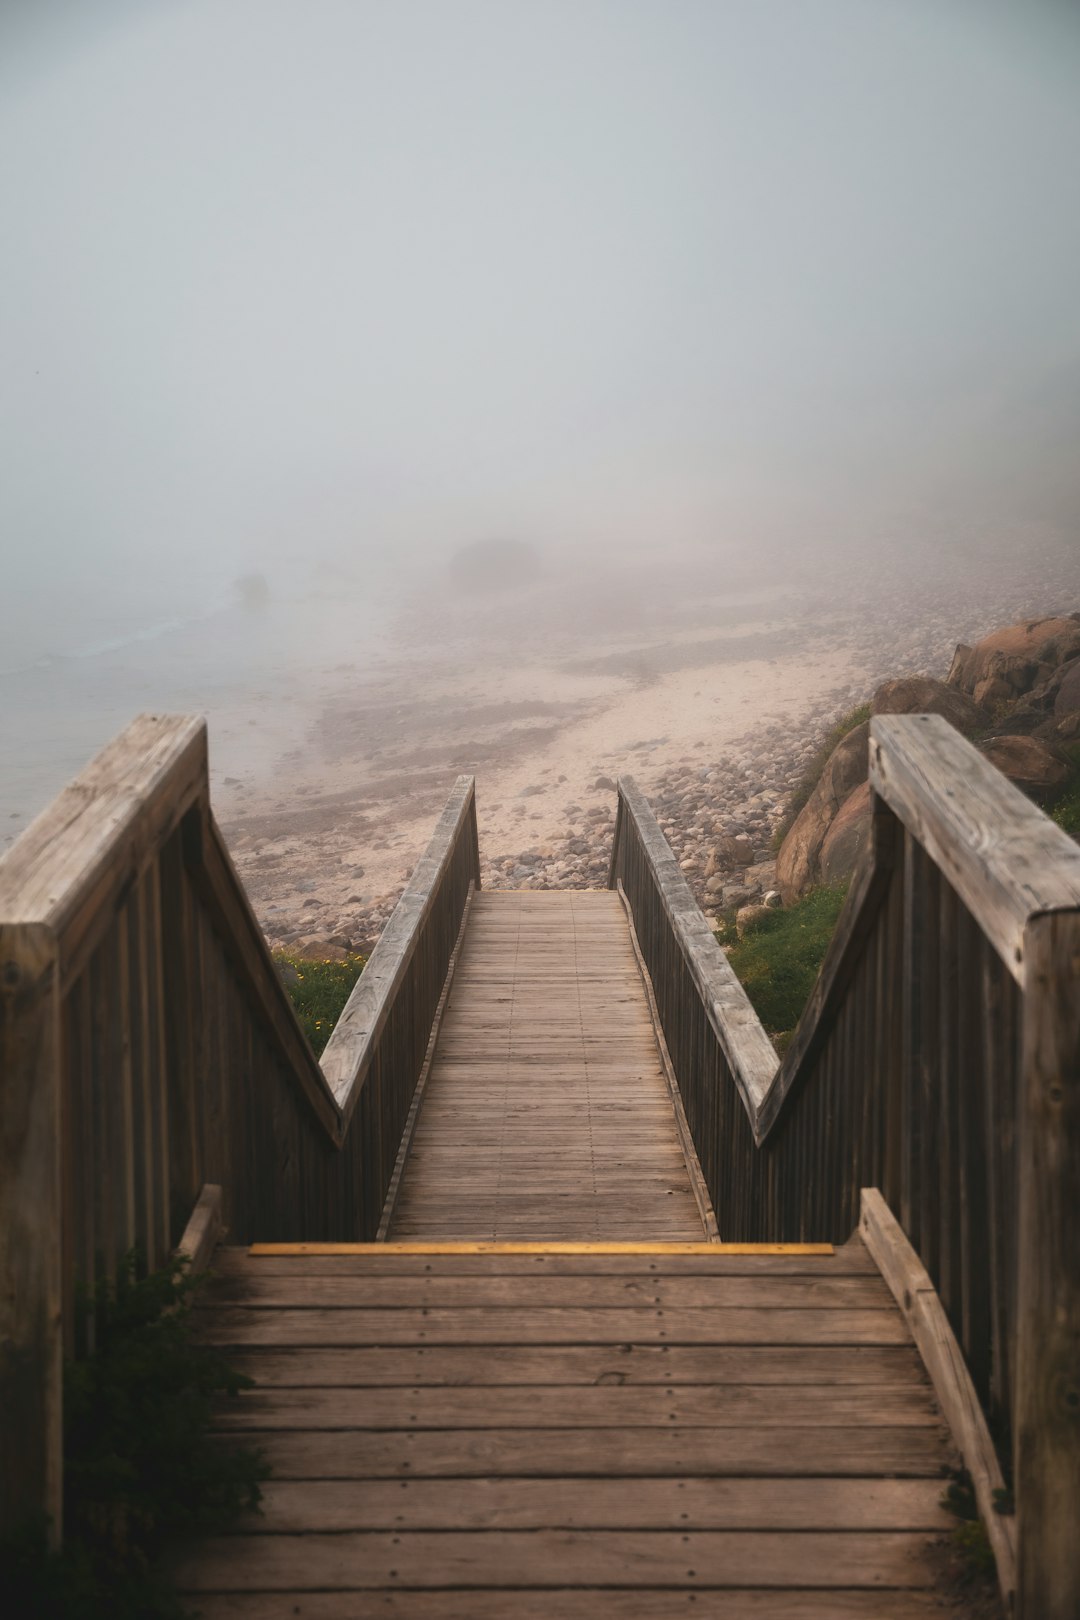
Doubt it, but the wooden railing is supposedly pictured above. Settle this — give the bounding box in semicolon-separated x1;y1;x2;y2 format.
611;714;1080;1619
0;715;479;1537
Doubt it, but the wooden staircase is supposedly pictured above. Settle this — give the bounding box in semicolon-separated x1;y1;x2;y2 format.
178;1236;957;1617
4;711;1079;1614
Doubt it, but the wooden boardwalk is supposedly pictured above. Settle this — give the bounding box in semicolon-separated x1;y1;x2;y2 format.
389;889;709;1241
182;891;961;1614
182;1239;958;1616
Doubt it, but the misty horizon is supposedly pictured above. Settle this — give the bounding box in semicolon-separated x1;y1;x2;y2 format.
2;0;1079;826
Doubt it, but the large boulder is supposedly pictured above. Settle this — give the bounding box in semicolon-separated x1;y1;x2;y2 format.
872;676;985;736
977;735;1069;801
946;615;1080;700
982;706;1047;740
776;722;869;904
1006;656;1080;744
710;833;755;869
819;781;873;888
1054;656;1080;718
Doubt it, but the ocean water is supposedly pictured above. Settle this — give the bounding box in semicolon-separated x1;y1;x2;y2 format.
0;564;397;846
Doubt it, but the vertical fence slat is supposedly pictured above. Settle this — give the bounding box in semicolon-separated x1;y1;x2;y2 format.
0;924;62;1538
1015;911;1080;1619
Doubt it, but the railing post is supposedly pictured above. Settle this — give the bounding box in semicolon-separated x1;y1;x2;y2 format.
1015;910;1080;1618
607;788;624;890
0;923;63;1541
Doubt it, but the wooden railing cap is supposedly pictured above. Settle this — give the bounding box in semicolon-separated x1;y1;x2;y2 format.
613;775;780;1123
0;714;207;938
320;774;478;1126
870;714;1080;983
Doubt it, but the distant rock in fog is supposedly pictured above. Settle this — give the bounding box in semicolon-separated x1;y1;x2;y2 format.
448;539;541;592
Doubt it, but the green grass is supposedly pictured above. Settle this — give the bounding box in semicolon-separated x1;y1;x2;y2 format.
1049;782;1080;838
1046;742;1080;839
274;951;366;1055
721;885;849;1049
772;703;871;851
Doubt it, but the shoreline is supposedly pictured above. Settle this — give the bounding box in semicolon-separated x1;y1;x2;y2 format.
219;550;1080;953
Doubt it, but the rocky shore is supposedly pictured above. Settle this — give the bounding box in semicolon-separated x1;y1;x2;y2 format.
226;539;1079;960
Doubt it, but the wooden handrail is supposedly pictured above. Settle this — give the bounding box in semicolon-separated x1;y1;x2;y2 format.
869;712;1080;983
0;714;206;987
609;777;778;1121
611;712;1080;1617
321;775;478;1128
0;717;479;1542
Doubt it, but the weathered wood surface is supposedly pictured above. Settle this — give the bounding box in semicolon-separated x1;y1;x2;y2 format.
611;777;778;1121
209;1271;892;1309
860;1188;1016;1608
613;717;1080;1615
1015;910;1080;1619
182;1592;959;1619
375;882;476;1239
389;890;708;1241
617;881;720;1237
0;921;61;1538
320;775;478;1123
0;720;479;1538
0;714;207;985
180;1241;959;1608
216;1474;951;1531
176;1183;224;1275
869;713;1080;985
238;1243;845;1267
182;1529;943;1590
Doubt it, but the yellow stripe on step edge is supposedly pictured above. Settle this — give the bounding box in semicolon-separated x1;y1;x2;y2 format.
248;1241;834;1256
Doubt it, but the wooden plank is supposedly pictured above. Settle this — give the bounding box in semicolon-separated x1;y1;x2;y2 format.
376;882;476;1240
611;776;779;1120
215;1382;940;1431
859;1188;1016;1609
181;1591;955;1619
869;713;1080;986
245;1423;955;1480
233;1246;853;1273
320;776;478;1124
187;814;339;1140
0;921;62;1540
0;715;207;990
387;888;714;1242
200;1305;912;1346
227;1342;927;1386
1015;910;1080;1619
257;1244;835;1257
177;1528;943;1591
211;1274;891;1308
760;795;900;1143
617;881;719;1238
242;1473;952;1532
176;1183;223;1275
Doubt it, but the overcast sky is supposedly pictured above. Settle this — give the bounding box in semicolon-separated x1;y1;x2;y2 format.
2;0;1079;651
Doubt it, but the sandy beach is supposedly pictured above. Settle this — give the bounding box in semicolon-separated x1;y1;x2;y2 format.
209;537;1080;952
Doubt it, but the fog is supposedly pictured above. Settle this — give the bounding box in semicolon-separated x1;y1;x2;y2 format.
2;0;1080;827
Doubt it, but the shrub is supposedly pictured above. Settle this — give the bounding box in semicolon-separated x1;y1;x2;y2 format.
2;1254;267;1619
274;951;366;1054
